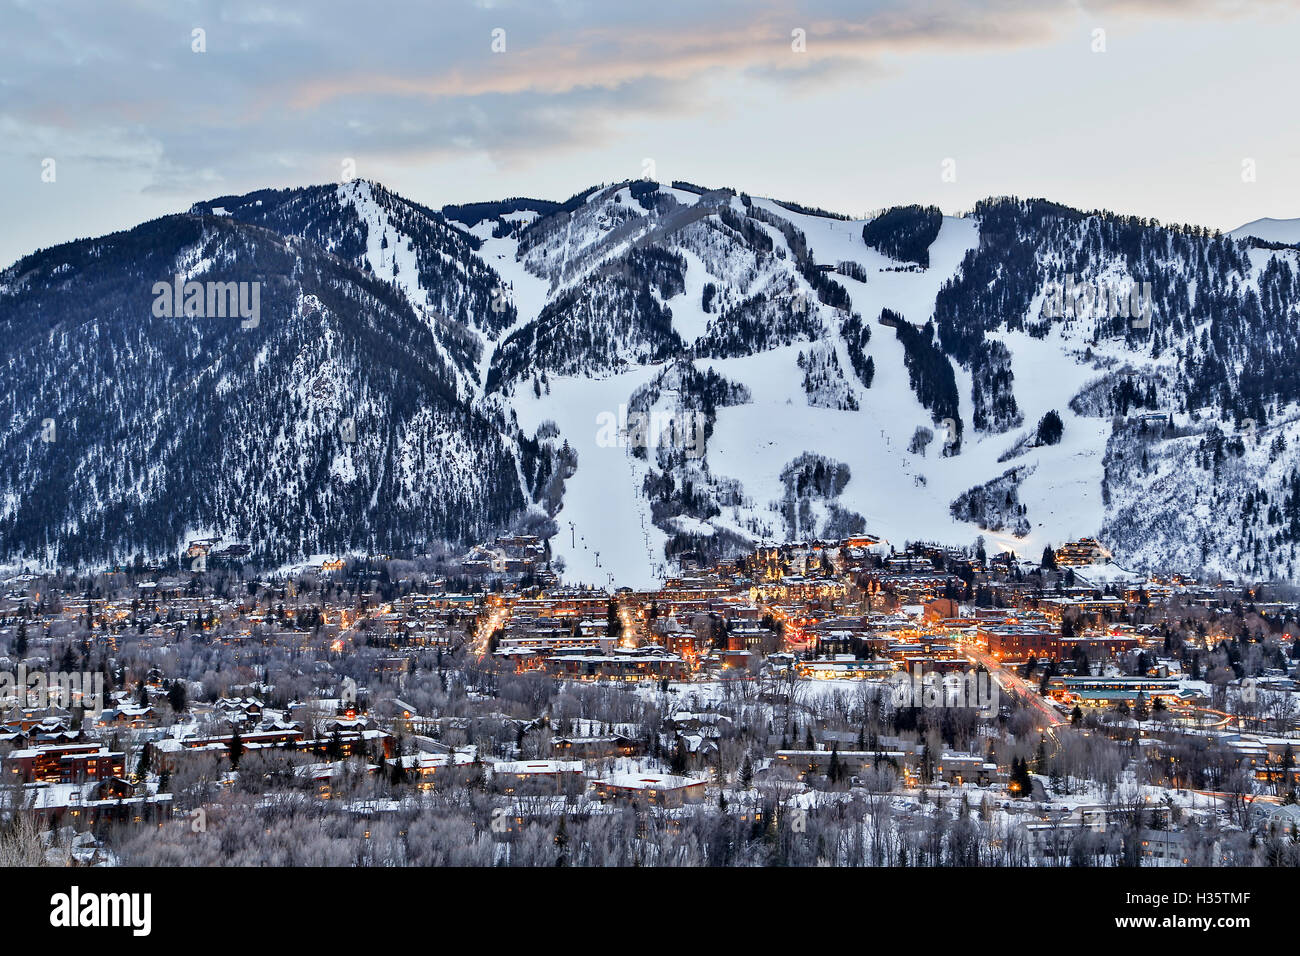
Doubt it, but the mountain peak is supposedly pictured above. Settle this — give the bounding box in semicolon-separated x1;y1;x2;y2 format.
1228;216;1300;247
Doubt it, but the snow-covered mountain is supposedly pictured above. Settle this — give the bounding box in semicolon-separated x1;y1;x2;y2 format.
3;179;1299;584
0;186;554;568
1229;217;1300;247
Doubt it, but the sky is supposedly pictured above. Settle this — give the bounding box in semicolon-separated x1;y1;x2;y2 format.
1;0;1298;267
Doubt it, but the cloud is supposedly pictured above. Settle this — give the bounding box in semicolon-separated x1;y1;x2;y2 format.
0;0;1293;195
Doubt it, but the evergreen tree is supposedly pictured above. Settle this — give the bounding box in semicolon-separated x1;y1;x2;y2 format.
1134;692;1150;723
669;739;688;775
554;815;569;867
1036;409;1064;445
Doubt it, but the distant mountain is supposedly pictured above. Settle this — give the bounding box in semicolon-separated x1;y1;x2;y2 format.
1229;217;1300;248
4;179;1300;583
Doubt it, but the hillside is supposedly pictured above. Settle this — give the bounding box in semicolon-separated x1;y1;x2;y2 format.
4;179;1299;584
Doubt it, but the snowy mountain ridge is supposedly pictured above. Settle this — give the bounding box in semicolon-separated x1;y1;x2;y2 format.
3;179;1299;586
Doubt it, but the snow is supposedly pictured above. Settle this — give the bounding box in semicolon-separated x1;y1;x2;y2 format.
497;194;1163;585
678;212;1029;555
469;223;553;387
667;248;717;345
338;179;483;399
511;363;671;589
667;515;716;536
1073;563;1144;587
748;199;980;328
338;180;424;312
982;328;1115;553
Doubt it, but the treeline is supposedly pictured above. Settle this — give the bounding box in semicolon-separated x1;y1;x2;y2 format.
441;196;559;227
933;196;1300;435
862;204;942;267
486;257;685;391
889;312;963;447
840;315;875;388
